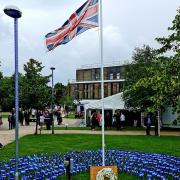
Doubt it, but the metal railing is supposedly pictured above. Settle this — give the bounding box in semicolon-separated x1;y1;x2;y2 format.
78;61;129;69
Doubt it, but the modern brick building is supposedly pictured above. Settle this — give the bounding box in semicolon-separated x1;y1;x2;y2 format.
70;62;126;101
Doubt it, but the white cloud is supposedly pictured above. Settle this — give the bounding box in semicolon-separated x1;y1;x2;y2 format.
0;0;179;84
104;25;123;44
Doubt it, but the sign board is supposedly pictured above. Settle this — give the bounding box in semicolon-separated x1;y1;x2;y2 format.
90;166;118;180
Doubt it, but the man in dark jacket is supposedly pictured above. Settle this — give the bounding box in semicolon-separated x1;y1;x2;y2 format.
145;113;151;135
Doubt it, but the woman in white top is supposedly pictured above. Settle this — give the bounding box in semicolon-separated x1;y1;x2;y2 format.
120;113;125;128
39;112;45;131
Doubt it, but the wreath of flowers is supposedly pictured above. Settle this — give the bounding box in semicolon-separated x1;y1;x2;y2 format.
96;168;117;180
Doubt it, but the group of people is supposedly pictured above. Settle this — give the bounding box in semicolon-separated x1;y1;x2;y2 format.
90;110;126;130
38;109;53;130
105;111;125;130
7;108;31;130
113;111;126;130
6;107;64;131
91;111;102;130
38;108;64;130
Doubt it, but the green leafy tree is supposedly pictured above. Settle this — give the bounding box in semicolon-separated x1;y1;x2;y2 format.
62;82;73;107
0;61;3;80
123;45;157;111
123;8;180;116
22;58;51;109
0;76;14;111
131;56;179;113
142;7;180;113
156;7;180;55
54;83;66;105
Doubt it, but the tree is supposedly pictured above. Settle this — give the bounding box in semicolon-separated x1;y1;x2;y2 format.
22;59;51;109
123;8;180;115
123;45;157;111
54;83;66;105
142;7;180;113
54;82;74;110
0;61;3;80
156;8;180;55
132;56;179;112
0;76;14;111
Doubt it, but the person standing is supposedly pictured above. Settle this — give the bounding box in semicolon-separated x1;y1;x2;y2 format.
24;109;29;125
120;112;125;128
19;108;24;126
44;110;52;130
11;108;15;128
115;111;121;130
49;110;53;130
31;108;36;118
0;112;3;128
145;113;151;135
8;113;12;130
105;111;111;130
57;110;62;125
39;111;45;133
91;112;97;130
96;112;102;127
153;112;159;136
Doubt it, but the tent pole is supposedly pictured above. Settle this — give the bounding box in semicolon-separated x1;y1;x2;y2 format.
84;108;87;127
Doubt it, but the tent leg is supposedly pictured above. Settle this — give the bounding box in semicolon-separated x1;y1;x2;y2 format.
84;109;87;127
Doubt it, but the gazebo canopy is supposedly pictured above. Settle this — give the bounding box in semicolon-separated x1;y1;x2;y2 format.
84;92;125;110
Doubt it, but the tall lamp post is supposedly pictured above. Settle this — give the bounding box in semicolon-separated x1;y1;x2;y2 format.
50;67;55;134
4;5;22;179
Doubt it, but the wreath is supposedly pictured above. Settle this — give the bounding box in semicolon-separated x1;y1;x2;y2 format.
96;168;117;180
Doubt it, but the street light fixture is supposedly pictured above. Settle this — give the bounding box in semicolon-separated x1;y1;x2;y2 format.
4;5;22;180
50;67;55;134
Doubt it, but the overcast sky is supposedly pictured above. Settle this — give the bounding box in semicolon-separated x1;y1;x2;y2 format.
0;0;179;85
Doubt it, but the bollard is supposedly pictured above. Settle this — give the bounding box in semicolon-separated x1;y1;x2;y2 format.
64;157;74;180
70;158;74;173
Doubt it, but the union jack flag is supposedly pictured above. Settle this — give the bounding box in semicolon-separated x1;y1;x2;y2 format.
45;0;98;51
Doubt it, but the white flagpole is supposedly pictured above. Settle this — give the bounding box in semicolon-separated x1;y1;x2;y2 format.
99;0;105;166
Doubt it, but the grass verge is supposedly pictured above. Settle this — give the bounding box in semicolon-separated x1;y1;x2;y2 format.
1;134;179;160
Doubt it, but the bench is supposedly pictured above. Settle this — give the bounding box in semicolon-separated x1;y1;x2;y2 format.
29;118;36;122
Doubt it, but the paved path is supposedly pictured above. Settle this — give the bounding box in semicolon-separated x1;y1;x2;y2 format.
0;118;179;146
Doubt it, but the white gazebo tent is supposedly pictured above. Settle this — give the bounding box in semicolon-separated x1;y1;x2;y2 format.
84;92;125;125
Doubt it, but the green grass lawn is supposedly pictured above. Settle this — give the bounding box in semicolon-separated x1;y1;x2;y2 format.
65;113;75;118
1;134;179;160
1;112;9;118
0;134;179;179
60;171;137;180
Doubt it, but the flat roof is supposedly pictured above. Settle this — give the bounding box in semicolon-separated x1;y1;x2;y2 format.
77;61;128;70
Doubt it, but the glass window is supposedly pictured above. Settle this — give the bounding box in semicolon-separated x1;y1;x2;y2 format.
104;83;108;97
120;66;125;79
83;70;91;81
76;70;84;81
116;73;120;79
110;73;113;80
95;69;100;80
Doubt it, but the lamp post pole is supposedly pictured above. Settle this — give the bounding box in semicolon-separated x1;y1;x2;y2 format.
4;5;22;179
50;67;55;134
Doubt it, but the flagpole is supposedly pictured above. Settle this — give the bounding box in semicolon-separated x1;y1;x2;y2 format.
99;0;105;166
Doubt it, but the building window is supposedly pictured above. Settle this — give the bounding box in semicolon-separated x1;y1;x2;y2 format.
95;69;100;80
110;73;113;80
104;83;108;97
116;73;120;79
